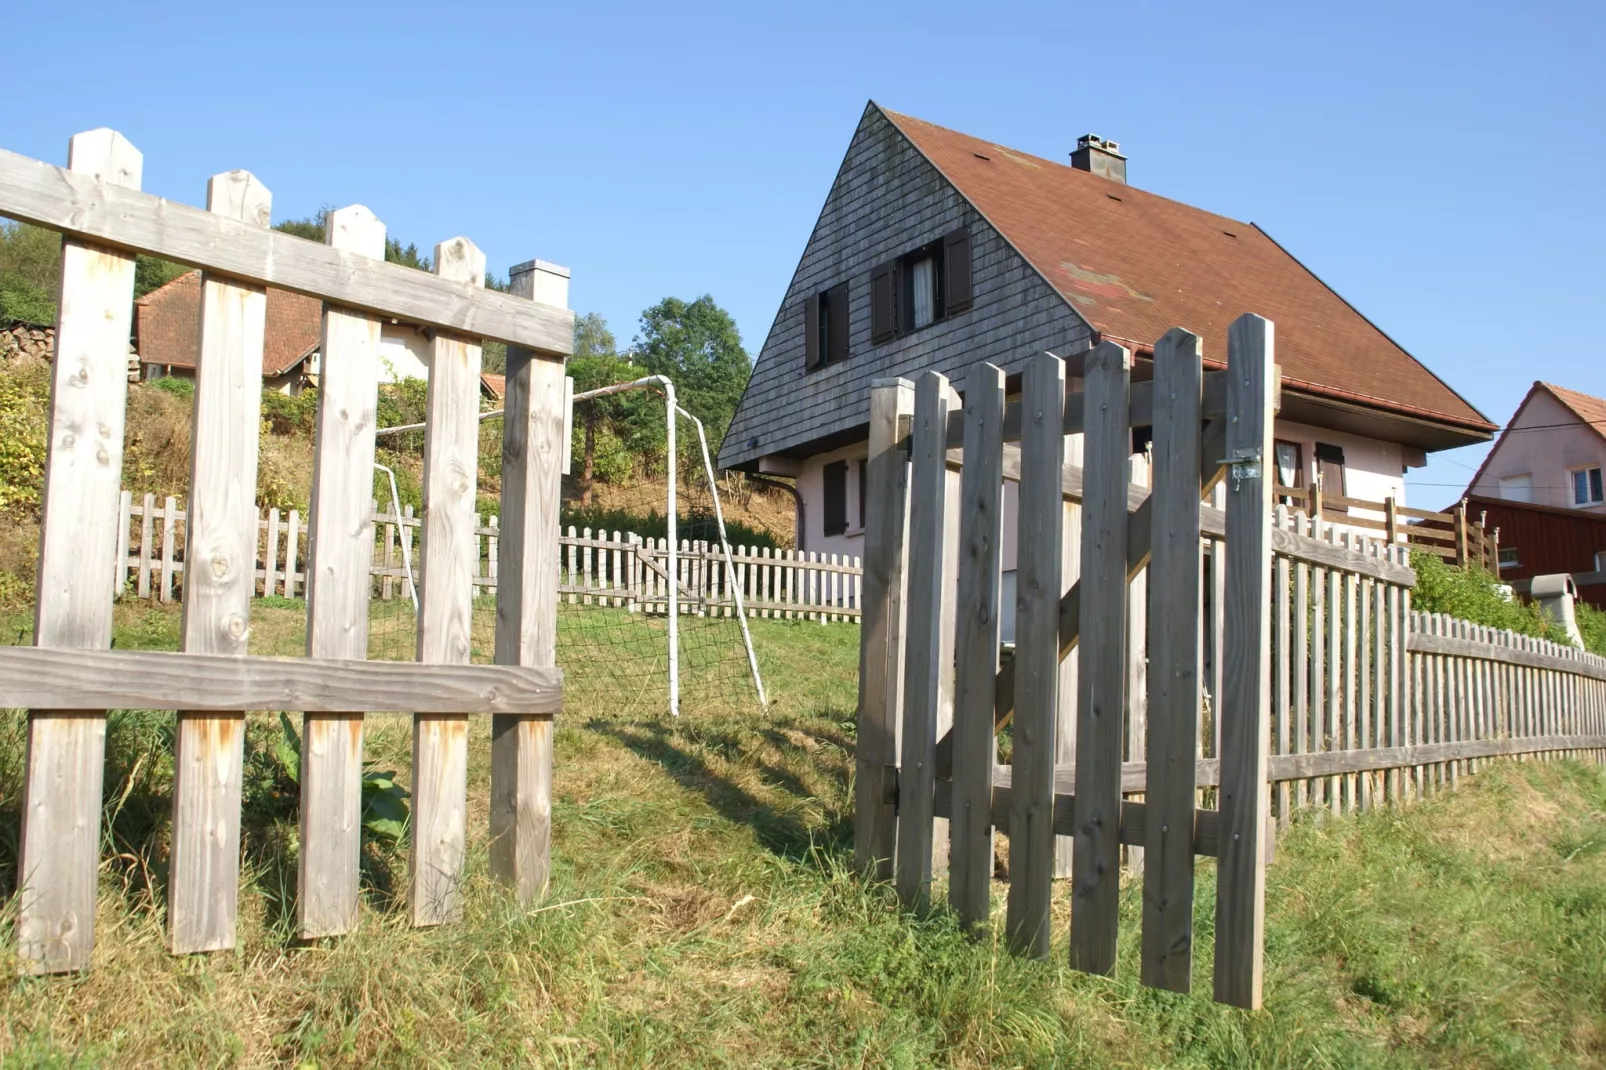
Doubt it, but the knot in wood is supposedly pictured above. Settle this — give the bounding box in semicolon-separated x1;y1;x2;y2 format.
211;554;230;580
225;614;246;639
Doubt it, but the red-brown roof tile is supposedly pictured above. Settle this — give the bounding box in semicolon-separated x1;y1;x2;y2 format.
134;271;321;377
882;108;1494;432
1541;382;1606;441
480;372;506;400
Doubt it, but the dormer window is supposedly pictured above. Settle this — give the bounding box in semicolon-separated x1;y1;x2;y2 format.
870;227;972;343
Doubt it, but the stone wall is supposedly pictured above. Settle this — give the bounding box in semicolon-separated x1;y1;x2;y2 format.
1;320;141;380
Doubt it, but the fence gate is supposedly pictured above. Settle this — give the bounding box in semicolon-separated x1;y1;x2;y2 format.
0;130;572;972
856;314;1279;1008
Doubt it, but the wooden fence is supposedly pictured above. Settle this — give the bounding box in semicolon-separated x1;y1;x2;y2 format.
855;316;1606;1011
0;129;572;973
116;493;865;622
1273;483;1500;571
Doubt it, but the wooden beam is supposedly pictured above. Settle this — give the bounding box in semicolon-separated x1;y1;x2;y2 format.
300;204;387;938
895;372;956;912
1408;632;1606;683
939;368;1232;448
936;780;1226;857
18;129;142;975
411;238;487;927
1070;341;1131;976
853;378;915;879
0;145;573;356
948;364;1005;930
490;259;570;905
1006;352;1065;957
1215;313;1277;1010
0;647;561;714
169;169;272;956
1141;327;1204;992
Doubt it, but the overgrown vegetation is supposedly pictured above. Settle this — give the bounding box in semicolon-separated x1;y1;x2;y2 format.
1;218;187;326
4;614;1606;1065
1410;549;1606;656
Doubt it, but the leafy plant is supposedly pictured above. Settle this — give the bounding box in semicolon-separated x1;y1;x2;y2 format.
274;712;410;843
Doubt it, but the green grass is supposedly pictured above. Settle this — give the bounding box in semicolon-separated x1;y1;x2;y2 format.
3;611;1606;1066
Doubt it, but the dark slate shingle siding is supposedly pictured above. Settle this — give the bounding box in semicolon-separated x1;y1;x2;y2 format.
721;106;1092;470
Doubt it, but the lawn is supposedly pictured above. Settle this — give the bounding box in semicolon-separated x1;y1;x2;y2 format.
2;604;1606;1067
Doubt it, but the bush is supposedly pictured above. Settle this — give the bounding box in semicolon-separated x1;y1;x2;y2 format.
0;356;50;512
1410;550;1552;636
260;385;317;436
1410;550;1606;656
559;505;780;551
148;374;195;401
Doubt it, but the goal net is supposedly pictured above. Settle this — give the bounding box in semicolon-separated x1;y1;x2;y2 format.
368;374;770;719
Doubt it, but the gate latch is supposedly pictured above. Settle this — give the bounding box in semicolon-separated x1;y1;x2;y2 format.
1218;447;1262;491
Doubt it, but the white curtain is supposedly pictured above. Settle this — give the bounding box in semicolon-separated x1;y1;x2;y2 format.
910;257;935;329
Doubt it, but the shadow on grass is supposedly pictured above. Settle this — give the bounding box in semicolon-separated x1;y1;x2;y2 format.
591;713;855;863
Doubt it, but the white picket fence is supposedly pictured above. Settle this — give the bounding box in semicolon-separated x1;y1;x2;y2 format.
116;491;864;621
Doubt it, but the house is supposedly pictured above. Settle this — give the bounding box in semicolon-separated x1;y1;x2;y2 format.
1462;381;1606;607
134;270;441;394
718;104;1496;566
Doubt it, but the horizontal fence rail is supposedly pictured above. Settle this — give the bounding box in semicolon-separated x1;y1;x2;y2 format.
111;493;864;622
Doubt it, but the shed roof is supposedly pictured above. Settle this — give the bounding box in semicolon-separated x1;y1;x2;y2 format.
134;271;320;377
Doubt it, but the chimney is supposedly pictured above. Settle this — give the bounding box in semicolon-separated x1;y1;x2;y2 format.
1070;134;1126;184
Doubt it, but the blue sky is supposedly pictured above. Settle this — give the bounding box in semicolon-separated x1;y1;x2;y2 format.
4;0;1602;506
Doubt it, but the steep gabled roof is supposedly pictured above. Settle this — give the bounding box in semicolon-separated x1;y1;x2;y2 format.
1542;382;1606;442
881;108;1494;433
1462;380;1606;496
134;271;321;377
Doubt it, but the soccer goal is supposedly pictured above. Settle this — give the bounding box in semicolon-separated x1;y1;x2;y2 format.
374;374;768;718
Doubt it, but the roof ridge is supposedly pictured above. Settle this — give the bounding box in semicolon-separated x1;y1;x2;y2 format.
134;268;201;306
879;107;1254;231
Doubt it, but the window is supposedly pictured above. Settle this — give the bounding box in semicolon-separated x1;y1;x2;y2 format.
1594;550;1606;573
822;460;848;537
1498;546;1521;570
1274;440;1304;489
804;282;849;372
1570;465;1604;507
857;458;868;530
1315;442;1347;513
1499;473;1534;503
870;227;972;343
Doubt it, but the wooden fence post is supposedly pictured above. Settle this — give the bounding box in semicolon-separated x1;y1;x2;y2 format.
854;377;915;879
1007;351;1066;956
1141;328;1203;992
1070;341;1132;977
895;372;955;911
410;237;487;927
1214;312;1276;1009
949;363;1005;929
300;204;386;937
17;128;142;973
491;257;570;903
168;169;270;954
1454;499;1469;567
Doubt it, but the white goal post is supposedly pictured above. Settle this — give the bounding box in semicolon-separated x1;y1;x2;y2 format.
377;373;767;717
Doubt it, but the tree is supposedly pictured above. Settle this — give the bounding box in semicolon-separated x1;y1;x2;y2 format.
566;313;636;503
1;219;186;325
633;295;751;452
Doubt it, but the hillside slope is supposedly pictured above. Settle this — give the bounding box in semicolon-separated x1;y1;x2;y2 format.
3;618;1606;1067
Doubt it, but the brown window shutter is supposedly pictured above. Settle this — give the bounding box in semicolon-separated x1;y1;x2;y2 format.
857;458;867;529
1315;442;1347;513
943;227;972;313
870;264;894;343
826;282;849;364
804;292;822;370
823;460;848;536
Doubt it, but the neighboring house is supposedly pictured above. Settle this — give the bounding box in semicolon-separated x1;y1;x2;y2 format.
1462;381;1606;608
1464;382;1606;514
134;270;443;394
719;103;1495;564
